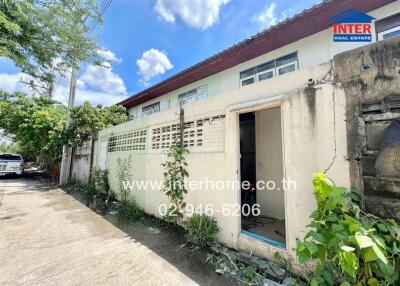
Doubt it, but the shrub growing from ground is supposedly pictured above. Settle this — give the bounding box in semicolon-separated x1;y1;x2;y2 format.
82;184;97;206
116;156;143;223
297;173;400;285
186;214;219;247
117;199;143;224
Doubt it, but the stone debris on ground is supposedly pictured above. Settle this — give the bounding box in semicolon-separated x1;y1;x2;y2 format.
210;244;297;286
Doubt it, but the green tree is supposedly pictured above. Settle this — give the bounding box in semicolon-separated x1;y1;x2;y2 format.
0;91;128;162
0;91;67;161
0;0;102;94
65;101;128;147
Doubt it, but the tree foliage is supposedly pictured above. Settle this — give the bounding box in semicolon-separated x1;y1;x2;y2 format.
66;102;128;147
0;91;128;162
0;91;66;161
0;0;102;94
297;173;400;285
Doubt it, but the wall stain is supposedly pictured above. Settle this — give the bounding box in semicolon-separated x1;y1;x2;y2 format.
304;86;316;126
343;77;368;95
374;73;394;83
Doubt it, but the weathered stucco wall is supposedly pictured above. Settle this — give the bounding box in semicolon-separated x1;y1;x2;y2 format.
100;61;350;264
70;133;108;184
335;37;400;221
92;37;400;269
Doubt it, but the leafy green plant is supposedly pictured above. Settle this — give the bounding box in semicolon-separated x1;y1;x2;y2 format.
161;144;189;222
66;102;128;147
82;184;97;206
116;156;143;223
186;214;219;247
297;173;400;285
90;168;110;195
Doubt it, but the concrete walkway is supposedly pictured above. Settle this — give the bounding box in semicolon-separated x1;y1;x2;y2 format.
0;177;232;286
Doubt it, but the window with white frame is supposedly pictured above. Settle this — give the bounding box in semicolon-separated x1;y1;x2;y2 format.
376;13;400;41
142;102;160;116
239;52;298;87
178;85;208;105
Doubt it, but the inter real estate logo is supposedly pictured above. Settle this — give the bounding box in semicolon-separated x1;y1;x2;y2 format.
331;8;376;42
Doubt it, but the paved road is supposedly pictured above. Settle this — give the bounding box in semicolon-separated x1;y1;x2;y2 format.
0;177;232;286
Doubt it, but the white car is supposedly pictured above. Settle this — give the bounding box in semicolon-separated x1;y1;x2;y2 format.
0;153;24;176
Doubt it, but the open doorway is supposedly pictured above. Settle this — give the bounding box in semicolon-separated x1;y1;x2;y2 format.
239;107;286;248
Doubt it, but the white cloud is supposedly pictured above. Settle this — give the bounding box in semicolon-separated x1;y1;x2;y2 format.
154;0;230;30
0;64;127;106
253;2;302;30
78;62;127;95
0;72;33;94
52;75;127;106
0;49;127;106
253;3;278;29
136;48;173;85
97;48;122;63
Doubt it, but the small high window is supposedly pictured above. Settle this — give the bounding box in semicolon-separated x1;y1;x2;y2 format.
178;85;208;105
376;13;400;41
239;52;298;87
142;102;160;116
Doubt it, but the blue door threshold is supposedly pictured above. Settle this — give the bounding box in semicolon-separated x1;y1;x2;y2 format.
241;229;286;249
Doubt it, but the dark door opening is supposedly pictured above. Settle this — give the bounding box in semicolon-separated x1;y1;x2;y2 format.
239;108;286;248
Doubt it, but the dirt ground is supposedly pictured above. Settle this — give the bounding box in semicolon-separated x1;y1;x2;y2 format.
0;177;233;286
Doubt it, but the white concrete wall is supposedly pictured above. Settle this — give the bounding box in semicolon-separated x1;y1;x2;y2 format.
100;61;350;262
71;134;107;184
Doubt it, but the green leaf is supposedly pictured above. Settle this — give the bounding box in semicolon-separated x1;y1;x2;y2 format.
297;242;312;263
367;277;378;286
345;215;362;233
310;231;326;243
377;223;388;233
340;245;355;252
362;247;378;262
340;283;350;286
372;244;387;264
339;251;359;278
355;233;373;249
322;269;334;285
305;241;319;255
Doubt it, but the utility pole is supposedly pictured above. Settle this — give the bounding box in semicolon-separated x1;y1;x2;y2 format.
58;0;112;185
59;66;78;185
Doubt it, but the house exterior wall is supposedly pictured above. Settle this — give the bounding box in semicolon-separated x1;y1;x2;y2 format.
95;2;400;267
127;2;400;120
100;60;350;264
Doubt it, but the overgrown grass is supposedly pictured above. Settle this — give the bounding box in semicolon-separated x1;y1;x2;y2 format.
186;214;219;247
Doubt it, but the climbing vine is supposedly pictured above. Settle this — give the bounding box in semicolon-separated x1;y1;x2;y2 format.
297;173;400;285
161;143;190;222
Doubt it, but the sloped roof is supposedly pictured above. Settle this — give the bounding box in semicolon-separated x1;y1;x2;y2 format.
120;0;395;109
330;8;376;23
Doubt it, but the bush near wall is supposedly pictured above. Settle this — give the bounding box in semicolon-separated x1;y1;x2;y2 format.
297;173;400;285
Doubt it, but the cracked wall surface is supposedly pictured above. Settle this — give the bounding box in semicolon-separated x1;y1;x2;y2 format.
335;37;400;221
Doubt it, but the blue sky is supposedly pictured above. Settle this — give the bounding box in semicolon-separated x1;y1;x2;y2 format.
0;0;322;106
